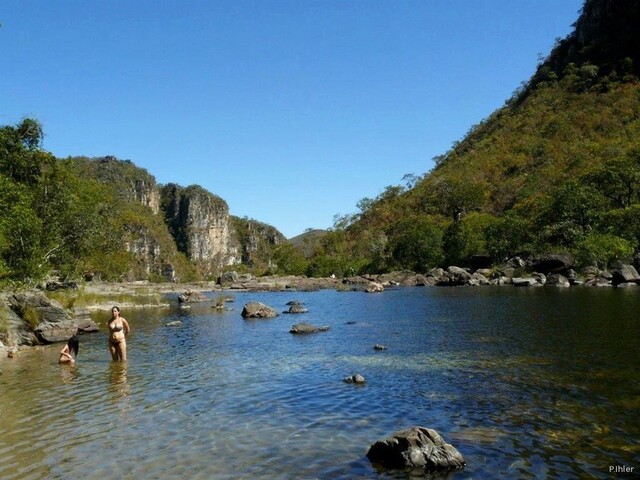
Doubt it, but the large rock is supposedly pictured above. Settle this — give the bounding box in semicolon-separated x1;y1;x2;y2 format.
218;271;240;287
0;301;38;347
365;282;384;293
7;292;77;343
546;274;571;287
512;277;542;287
611;264;640;286
178;290;209;303
73;308;100;333
367;427;465;472
530;254;575;274
343;374;366;384
436;266;472;286
470;254;492;271
241;302;279;318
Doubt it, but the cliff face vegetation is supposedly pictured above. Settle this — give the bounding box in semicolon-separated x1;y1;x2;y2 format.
299;0;640;276
0;139;285;283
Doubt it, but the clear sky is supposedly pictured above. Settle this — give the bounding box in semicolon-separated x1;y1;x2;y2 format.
1;0;584;238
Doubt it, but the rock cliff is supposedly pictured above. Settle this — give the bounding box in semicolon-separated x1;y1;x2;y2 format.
69;157;285;279
231;216;287;269
161;184;239;275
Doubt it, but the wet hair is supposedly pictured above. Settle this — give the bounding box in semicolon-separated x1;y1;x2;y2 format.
67;335;79;357
112;306;120;313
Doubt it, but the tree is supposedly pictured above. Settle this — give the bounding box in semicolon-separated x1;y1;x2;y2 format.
586;153;640;209
574;233;635;269
428;178;486;221
0;118;51;185
271;244;308;275
387;216;444;272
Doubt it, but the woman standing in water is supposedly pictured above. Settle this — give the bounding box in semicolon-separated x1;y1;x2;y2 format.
108;306;131;362
59;335;79;364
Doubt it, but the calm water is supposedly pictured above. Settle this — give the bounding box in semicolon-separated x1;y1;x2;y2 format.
1;287;639;479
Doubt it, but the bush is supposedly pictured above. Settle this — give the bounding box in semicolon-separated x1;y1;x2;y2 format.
574;233;635;269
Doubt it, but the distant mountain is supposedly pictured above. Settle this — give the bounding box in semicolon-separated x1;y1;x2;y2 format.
288;229;328;258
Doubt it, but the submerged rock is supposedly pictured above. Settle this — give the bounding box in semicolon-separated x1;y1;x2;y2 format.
367;426;465;473
283;304;308;314
289;322;329;334
343;374;366;384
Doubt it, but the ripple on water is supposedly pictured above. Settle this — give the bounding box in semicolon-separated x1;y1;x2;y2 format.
2;288;640;479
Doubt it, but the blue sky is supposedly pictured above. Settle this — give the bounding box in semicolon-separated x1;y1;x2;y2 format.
1;0;584;238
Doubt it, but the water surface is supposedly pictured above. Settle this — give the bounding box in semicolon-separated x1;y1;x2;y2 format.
1;287;639;479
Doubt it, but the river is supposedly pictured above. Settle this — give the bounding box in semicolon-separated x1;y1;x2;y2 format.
1;286;639;479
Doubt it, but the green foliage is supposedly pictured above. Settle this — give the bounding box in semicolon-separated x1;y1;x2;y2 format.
271;243;309;275
538;181;608;249
443;213;495;266
387;216;444;272
485;214;535;262
230;216;287;275
586;152;640;208
574;233;635;269
21;306;39;330
46;288;165;309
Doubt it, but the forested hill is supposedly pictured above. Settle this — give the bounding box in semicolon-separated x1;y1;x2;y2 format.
0;128;287;283
299;0;640;277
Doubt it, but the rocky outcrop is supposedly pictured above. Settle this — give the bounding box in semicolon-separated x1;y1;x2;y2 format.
69;156;161;214
541;0;640;80
530;254;575;274
0;298;38;348
546;274;571;287
241;302;279;318
162;184;237;275
365;282;384;293
611;264;640;286
231;217;286;268
367;427;465;473
8;292;78;343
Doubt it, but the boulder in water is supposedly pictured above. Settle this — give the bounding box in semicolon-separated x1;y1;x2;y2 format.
367;426;465;472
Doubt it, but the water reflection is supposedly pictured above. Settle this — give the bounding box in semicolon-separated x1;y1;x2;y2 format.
59;362;79;384
108;362;130;399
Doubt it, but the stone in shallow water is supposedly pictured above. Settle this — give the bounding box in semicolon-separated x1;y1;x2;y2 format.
366;426;465;472
343;374;366;384
241;302;279;318
289;323;329;334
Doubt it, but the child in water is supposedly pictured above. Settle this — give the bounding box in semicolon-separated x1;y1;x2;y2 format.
59;335;79;364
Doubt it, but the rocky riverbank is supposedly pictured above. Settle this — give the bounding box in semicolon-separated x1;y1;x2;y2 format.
3;259;640;355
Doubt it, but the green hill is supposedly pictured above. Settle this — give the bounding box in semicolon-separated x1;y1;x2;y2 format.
308;0;640;275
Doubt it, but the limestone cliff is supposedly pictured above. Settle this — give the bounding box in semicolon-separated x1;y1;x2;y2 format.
160;184;240;275
68;156;160;214
230;216;287;270
68;157;286;279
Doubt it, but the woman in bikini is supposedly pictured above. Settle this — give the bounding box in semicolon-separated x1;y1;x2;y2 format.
59;335;79;364
108;306;131;362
